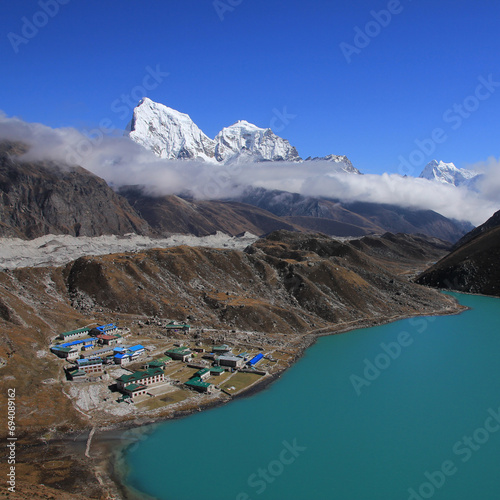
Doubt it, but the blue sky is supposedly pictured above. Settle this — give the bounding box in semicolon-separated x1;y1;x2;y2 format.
2;0;500;175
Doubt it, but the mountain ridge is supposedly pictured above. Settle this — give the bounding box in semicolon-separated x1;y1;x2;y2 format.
126;98;359;172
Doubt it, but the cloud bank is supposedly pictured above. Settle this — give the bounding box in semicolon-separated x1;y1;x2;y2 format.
1;113;499;226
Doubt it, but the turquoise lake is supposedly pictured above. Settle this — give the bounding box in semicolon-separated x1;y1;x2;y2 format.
121;293;500;500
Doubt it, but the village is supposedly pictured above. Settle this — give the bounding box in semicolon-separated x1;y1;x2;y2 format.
48;319;298;419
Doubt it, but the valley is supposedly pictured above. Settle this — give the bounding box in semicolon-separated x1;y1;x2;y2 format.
0;229;463;498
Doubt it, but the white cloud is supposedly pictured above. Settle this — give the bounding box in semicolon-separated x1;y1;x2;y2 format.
465;156;500;204
1;113;498;226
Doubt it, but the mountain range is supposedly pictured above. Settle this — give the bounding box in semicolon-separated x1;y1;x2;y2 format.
0;136;473;243
126;97;360;172
127;99;483;191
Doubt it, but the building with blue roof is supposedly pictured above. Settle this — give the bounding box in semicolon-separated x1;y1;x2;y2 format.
96;323;117;333
247;353;264;366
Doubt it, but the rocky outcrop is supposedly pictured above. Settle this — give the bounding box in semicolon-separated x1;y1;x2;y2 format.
0;141;152;239
62;230;455;331
416;210;500;296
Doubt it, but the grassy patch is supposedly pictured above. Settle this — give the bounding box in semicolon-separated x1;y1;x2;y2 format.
136;389;192;410
172;366;201;383
221;372;263;393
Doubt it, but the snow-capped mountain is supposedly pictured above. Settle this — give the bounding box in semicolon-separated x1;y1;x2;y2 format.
214;120;300;163
126;98;216;161
305;154;361;174
126;98;358;173
419;160;479;187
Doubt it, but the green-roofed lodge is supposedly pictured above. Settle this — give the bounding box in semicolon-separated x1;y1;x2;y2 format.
116;368;165;392
185;377;212;393
123;384;148;398
165;322;190;332
194;368;211;380
58;327;91;341
166;347;192;362
210;367;225;376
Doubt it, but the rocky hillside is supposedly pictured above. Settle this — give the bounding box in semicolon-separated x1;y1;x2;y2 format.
232;187;472;242
451;209;500;249
0;141;152;239
120;188;300;236
62;231;454;332
416;210;500;296
0;229;460;498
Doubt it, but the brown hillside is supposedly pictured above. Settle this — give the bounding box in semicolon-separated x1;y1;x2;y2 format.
0;141;152;239
416;218;500;296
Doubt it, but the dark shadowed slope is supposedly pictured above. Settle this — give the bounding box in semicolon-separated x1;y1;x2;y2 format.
416;210;500;296
232;187;473;243
119;187;301;236
0;141;152;239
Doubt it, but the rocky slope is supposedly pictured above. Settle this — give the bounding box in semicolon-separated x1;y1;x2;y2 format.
120;188;301;236
0;141;152;239
62;231;454;330
233;187;472;242
416;210;500;296
451;209;500;249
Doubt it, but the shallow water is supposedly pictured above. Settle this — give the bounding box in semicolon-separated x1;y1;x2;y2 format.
121;293;500;500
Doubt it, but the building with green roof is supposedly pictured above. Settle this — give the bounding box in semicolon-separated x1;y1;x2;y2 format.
66;367;87;381
194;368;211;380
58;327;91;340
166;347;192;362
210;367;225;376
50;345;79;360
165;322;190;332
212;344;231;354
116;367;164;392
123;383;148;398
185;377;212;393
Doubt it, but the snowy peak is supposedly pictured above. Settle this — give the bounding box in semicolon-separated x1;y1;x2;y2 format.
305;154;362;174
127;98;216;161
419;160;479;187
214;120;301;163
126;98;355;171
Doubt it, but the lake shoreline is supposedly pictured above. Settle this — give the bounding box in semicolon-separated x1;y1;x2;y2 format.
8;297;466;499
95;298;466;499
